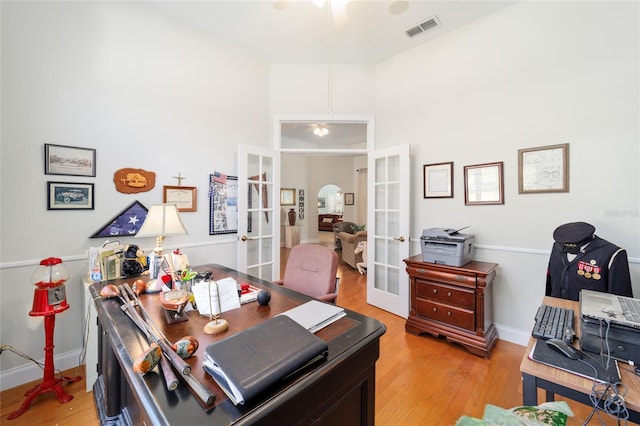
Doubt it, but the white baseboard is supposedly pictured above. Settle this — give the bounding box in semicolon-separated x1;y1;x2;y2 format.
495;323;529;347
0;349;83;392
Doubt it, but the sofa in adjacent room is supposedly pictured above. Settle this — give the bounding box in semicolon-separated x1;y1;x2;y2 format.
338;230;367;269
318;214;342;231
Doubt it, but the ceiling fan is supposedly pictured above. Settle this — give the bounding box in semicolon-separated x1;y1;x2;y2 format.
273;0;351;29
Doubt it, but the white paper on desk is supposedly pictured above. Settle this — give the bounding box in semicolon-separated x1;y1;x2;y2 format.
192;277;241;316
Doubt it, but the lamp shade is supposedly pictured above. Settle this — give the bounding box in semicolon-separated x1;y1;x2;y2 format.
136;204;188;238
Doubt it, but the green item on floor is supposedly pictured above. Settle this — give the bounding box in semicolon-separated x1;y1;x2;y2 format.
455;401;573;426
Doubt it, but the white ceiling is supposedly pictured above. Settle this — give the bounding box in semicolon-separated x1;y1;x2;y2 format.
147;0;516;65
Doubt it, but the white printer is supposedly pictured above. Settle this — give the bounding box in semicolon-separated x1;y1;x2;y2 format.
420;227;475;267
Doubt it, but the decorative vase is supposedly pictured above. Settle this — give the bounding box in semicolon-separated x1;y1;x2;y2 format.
288;208;296;226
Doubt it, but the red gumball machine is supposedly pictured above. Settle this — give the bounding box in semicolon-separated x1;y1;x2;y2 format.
8;257;81;420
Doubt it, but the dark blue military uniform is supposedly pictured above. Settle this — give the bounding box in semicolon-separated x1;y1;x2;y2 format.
545;222;633;301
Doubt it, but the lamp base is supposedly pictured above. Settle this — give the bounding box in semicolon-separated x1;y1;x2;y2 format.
204;319;228;335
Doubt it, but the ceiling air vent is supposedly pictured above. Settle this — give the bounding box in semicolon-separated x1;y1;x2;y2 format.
406;16;440;38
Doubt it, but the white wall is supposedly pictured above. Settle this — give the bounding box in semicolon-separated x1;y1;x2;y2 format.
376;1;640;343
0;1;270;388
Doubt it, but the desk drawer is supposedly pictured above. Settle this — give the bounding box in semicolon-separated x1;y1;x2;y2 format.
415;281;475;310
407;266;477;289
416;299;475;330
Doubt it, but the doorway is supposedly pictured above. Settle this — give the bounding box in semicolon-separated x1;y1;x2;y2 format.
318;184;343;215
275;116;411;319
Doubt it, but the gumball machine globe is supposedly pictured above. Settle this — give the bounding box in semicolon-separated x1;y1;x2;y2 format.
29;257;70;316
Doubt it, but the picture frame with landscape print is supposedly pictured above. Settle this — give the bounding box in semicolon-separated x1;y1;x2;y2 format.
44;143;96;177
48;181;94;210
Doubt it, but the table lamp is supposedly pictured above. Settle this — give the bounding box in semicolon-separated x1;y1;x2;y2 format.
136;204;188;279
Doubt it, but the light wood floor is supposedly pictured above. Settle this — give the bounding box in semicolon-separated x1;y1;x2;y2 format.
0;242;629;425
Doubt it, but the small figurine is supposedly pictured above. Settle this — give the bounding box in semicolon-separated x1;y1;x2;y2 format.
122;244;144;277
355;240;367;275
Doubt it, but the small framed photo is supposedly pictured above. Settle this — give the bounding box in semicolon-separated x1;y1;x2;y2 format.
44;144;96;177
280;188;295;206
345;192;355;205
518;143;569;193
464;162;504;206
47;181;94;210
163;186;197;212
423;162;453;198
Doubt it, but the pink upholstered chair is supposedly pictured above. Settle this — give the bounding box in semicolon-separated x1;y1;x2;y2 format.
275;244;340;304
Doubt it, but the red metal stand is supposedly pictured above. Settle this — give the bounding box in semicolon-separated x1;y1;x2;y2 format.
8;314;81;420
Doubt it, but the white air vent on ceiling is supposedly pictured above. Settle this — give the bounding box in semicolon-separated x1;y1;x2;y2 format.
406;16;440;38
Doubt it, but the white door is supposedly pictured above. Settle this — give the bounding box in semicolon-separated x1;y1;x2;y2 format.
366;144;411;318
237;144;280;281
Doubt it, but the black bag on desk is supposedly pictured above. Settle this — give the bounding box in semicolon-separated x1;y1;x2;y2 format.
203;315;328;405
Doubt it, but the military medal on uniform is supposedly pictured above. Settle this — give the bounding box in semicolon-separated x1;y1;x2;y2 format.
590;260;601;280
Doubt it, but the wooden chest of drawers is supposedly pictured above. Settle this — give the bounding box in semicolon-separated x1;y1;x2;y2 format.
404;255;498;357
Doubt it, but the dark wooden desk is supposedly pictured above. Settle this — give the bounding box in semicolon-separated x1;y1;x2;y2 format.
520;296;640;422
90;264;386;425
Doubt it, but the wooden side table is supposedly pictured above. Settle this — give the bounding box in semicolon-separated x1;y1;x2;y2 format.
404;255;498;357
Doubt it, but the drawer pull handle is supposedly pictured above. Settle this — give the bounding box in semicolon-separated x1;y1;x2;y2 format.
433;289;437;294
417;269;427;274
433;307;437;312
447;291;452;297
447;311;452;316
456;275;466;281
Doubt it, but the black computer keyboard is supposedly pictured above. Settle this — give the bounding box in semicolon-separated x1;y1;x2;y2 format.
532;304;575;343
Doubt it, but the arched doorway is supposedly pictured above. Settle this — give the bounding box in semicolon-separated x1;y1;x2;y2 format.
317;184;343;215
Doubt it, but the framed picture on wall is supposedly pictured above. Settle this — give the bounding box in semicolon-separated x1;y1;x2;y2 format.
163;185;197;212
44;143;96;177
47;181;94;210
345;193;354;205
463;162;504;206
280;188;295;206
423;162;453;198
518;143;569;193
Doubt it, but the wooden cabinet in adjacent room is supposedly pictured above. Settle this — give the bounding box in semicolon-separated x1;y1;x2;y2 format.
404;255;498;358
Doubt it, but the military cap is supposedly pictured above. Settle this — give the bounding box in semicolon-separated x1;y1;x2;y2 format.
553;222;595;245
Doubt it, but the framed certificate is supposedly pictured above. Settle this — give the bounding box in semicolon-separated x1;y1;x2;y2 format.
163;186;197;212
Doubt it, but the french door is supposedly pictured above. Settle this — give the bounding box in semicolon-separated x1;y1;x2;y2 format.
366;144;410;318
237;144;280;281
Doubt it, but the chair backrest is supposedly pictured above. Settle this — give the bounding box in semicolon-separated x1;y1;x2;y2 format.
333;221;358;234
282;244;339;301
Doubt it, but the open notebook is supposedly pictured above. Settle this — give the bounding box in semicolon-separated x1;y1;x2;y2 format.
278;300;346;333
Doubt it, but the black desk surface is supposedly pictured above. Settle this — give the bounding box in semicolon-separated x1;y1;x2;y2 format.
90;264;386;425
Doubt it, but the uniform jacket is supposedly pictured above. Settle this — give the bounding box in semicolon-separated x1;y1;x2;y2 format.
545;236;633;301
